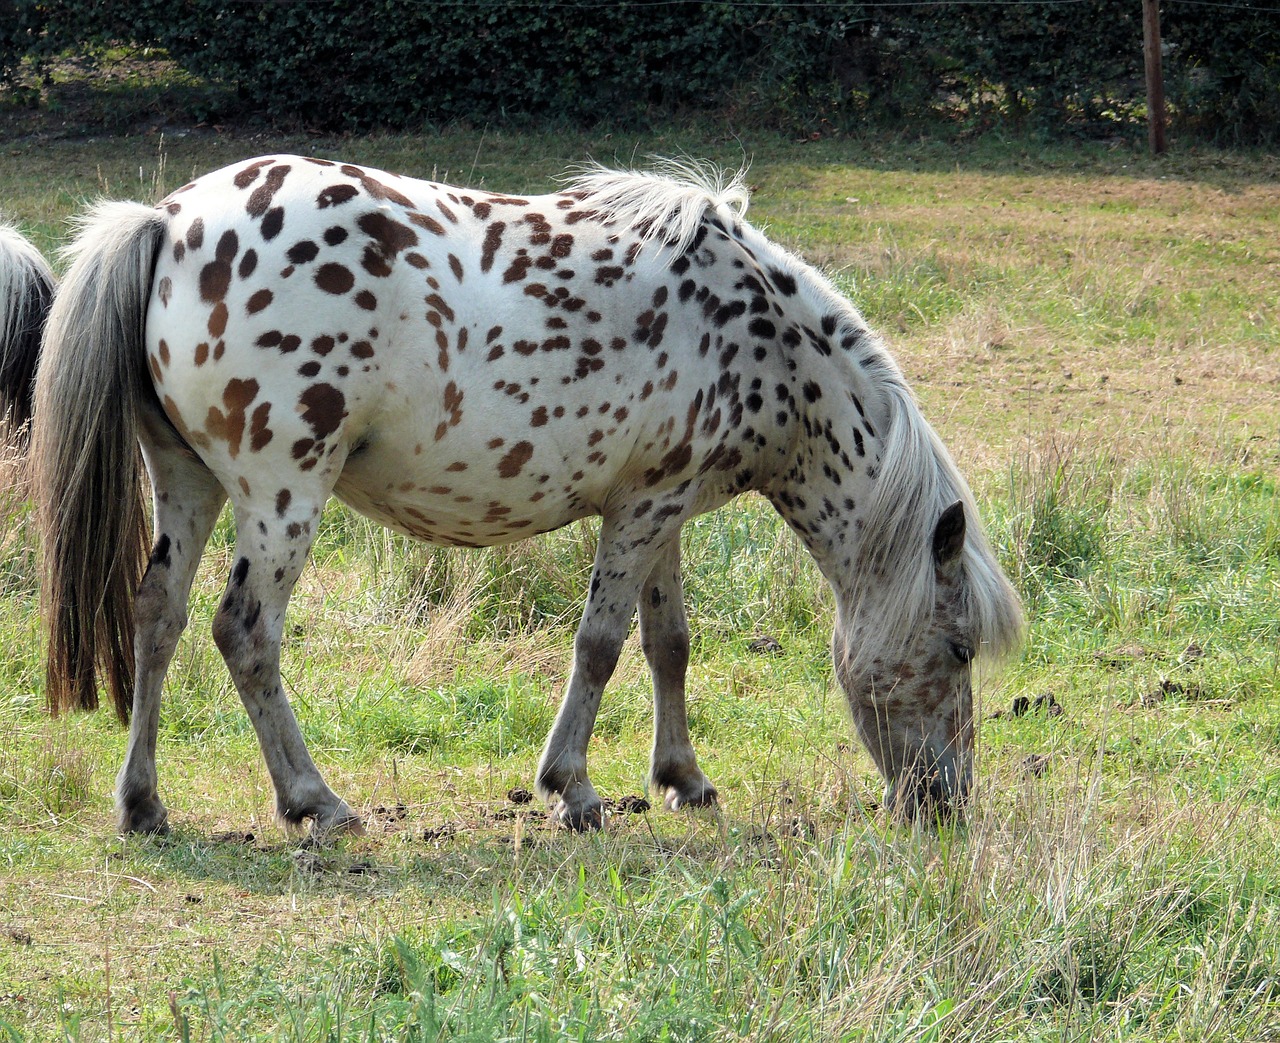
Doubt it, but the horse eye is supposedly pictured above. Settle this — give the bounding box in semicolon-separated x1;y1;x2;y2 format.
949;641;974;664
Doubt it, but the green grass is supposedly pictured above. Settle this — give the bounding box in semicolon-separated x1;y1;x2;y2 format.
0;122;1278;1040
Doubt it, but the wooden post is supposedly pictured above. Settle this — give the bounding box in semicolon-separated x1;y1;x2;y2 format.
1143;0;1167;154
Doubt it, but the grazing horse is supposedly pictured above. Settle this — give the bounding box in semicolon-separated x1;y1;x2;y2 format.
32;156;1022;838
0;221;54;435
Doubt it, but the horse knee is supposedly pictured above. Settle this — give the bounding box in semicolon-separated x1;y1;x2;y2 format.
641;622;689;677
572;628;624;691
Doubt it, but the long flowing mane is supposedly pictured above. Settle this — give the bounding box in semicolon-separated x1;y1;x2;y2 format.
570;164;1022;672
851;363;1024;669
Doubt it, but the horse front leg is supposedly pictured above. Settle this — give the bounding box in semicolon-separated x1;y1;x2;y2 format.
212;500;361;840
536;516;675;830
638;538;717;813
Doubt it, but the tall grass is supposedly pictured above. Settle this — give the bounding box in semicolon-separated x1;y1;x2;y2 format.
159;780;1279;1041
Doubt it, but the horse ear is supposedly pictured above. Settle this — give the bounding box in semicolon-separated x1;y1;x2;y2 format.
932;500;966;568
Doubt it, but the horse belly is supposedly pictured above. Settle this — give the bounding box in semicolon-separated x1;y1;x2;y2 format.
331;413;602;548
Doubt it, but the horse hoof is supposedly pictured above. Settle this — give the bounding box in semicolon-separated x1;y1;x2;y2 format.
553;800;604;832
118;803;170;836
664;783;719;813
305;805;365;844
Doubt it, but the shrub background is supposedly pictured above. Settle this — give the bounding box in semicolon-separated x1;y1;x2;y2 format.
3;0;1278;143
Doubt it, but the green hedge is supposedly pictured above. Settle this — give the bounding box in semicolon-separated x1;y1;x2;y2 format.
4;1;1278;144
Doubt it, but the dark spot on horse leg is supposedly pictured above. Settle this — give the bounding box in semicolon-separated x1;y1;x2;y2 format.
148;533;172;570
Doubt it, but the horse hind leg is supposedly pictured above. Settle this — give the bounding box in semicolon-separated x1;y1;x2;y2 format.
535;516;663;829
212;493;361;840
638;538;717;812
117;425;227;834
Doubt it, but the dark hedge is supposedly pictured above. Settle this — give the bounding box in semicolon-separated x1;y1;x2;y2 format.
3;1;1277;144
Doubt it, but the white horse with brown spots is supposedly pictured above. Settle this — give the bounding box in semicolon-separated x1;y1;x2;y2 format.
31;157;1022;839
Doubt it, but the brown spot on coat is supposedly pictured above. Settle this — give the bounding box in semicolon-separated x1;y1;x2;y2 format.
246;164;291;218
261;207;284;241
208;302;228;338
481;222;506;273
205;377;260;459
315;263;355;295
233;159;273;189
287;241;319;265
408;212;447;237
200;259;231;304
246;289;273;314
357;211;419;277
249;402;273;451
497;441;534;478
215;229;238;263
341;166;416;208
318;184;359;208
298;382;346;440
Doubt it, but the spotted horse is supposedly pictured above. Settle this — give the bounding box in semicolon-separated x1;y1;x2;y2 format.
0;219;54;437
32;156;1023;839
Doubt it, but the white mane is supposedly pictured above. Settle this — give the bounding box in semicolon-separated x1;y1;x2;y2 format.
564;159;750;257
723;217;1023;670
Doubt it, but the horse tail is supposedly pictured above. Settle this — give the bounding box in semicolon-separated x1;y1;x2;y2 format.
0;222;55;439
31;201;167;720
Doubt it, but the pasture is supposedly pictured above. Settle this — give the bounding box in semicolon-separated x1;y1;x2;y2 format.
0;127;1278;1041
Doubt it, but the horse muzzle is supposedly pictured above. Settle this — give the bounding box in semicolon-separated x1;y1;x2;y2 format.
883;747;972;823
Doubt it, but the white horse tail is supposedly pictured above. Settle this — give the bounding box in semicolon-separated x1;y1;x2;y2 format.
31;201;168;719
0;221;55;437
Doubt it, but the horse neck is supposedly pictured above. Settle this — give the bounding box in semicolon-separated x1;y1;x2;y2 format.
764;340;899;599
745;243;1023;667
764;334;955;674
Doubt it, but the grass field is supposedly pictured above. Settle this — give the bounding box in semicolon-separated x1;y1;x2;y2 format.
0;121;1277;1041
